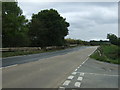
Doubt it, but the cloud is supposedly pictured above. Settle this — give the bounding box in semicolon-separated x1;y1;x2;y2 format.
18;2;118;41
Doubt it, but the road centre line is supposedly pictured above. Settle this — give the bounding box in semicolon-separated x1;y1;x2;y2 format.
88;47;98;57
79;65;81;67
81;57;89;65
60;48;98;88
77;47;98;70
75;69;77;71
74;47;98;72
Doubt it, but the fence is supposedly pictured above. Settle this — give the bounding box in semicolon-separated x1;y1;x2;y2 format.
0;44;78;52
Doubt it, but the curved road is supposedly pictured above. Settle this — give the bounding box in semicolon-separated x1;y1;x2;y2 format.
2;46;88;67
3;46;98;88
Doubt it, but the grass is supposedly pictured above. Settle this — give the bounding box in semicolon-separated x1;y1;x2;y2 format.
90;45;120;64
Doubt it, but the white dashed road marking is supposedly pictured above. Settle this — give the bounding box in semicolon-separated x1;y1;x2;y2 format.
75;69;77;71
59;48;100;88
81;57;89;65
80;73;84;76
63;80;71;86
74;82;81;87
72;72;77;75
77;77;83;81
67;76;74;80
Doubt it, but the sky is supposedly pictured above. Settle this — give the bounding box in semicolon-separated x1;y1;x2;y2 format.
18;1;118;41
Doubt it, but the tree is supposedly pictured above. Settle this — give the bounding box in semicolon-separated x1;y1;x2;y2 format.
118;38;120;46
2;2;30;47
107;33;118;45
28;9;69;47
65;38;83;45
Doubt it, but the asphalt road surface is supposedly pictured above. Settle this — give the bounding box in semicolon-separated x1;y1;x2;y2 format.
59;58;118;88
2;46;98;88
2;46;119;89
2;46;88;67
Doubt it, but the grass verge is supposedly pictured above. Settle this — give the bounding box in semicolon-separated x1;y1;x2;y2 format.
2;46;78;58
90;45;120;64
2;48;64;58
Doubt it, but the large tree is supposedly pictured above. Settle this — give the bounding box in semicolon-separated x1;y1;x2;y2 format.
107;33;118;45
28;9;69;47
2;2;30;47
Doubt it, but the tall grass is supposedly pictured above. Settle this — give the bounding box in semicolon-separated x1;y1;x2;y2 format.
90;45;119;64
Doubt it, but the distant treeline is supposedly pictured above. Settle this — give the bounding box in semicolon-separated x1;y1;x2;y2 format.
65;38;90;45
90;40;110;46
65;38;110;46
65;33;120;46
90;34;120;46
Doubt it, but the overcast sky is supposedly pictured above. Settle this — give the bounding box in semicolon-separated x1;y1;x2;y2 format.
18;1;118;41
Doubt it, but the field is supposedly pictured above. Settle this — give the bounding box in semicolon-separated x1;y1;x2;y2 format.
90;45;119;64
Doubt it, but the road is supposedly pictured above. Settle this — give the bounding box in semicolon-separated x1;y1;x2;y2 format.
59;58;118;88
2;46;118;88
2;46;97;88
2;46;88;67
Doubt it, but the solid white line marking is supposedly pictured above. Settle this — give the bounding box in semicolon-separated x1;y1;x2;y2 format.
59;87;65;90
67;76;74;80
2;64;18;69
74;82;81;87
72;72;77;75
80;73;85;76
75;69;77;71
88;47;98;56
77;77;83;81
81;57;89;65
63;80;71;86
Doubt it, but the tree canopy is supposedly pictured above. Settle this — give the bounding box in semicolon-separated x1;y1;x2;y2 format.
28;9;69;47
2;2;30;47
107;33;120;46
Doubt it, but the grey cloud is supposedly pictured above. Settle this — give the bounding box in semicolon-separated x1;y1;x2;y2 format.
18;2;118;40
